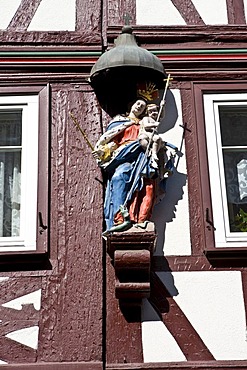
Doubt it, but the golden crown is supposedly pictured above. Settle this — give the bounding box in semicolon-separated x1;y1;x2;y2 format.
137;82;159;101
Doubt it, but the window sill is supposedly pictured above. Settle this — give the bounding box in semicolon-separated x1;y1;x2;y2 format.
204;247;247;266
0;250;51;271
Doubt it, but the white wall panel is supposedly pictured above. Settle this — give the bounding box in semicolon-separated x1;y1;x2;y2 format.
136;0;186;25
0;277;9;283
137;0;228;25
157;271;247;360
28;0;76;31
243;0;247;22
142;298;186;362
2;289;41;311
191;0;228;25
6;326;39;350
152;89;191;256
0;0;21;30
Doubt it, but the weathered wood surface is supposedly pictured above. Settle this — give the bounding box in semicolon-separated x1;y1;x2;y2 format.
0;363;102;369
106;254;143;364
0;31;101;45
107;0;136;26
106;361;247;369
180;87;206;256
226;0;246;24
7;0;43;31
107;25;247;48
3;0;102;42
76;0;101;36
38;85;103;362
170;0;205;25
0;278;41;363
149;273;215;361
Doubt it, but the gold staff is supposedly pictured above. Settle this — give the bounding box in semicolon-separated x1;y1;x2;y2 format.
157;73;173;122
69;111;94;151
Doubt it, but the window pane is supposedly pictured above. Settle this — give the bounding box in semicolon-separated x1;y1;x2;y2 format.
223;152;247;233
0;110;22;146
204;94;247;246
0;109;22;238
219;106;247;147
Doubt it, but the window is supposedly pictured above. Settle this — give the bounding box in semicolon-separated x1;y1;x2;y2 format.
192;83;247;262
204;93;247;248
0;86;49;254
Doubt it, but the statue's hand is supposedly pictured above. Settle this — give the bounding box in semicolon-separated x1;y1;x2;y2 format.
92;148;105;160
152;122;159;128
93;143;115;162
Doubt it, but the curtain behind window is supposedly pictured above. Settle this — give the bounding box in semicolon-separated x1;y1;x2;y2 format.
0;111;21;237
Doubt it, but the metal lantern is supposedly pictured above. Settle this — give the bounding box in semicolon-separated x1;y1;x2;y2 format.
90;26;166;117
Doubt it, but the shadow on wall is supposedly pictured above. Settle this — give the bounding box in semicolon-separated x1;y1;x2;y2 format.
152;169;187;255
151;89;188;255
158;89;178;134
142;270;179;323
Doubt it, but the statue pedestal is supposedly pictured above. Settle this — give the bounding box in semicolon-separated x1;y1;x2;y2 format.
107;222;156;306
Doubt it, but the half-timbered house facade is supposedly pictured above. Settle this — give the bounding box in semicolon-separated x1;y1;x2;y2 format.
0;0;247;369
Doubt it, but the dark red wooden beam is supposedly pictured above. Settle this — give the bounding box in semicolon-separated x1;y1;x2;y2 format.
170;0;205;25
226;0;246;24
7;0;42;31
149;273;215;361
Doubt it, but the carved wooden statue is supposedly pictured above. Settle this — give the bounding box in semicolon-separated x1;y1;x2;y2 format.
93;77;175;238
89;27;176;304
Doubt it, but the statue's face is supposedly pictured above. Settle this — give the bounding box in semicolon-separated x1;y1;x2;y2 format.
131;100;146;117
147;105;158;120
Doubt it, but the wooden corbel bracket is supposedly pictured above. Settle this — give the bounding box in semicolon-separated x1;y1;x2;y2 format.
107;223;157;306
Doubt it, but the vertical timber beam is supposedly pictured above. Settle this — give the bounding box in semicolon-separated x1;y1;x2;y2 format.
76;0;102;36
38;85;104;364
106;253;144;364
7;0;42;31
226;0;246;24
107;0;136;26
170;0;205;25
106;227;156;364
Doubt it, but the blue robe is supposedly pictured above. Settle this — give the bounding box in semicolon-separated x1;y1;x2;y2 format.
101;118;156;230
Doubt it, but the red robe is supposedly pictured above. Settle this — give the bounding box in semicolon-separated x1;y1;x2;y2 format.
113;122;156;224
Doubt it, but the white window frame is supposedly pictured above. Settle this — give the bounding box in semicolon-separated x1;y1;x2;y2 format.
0;95;39;252
204;93;247;248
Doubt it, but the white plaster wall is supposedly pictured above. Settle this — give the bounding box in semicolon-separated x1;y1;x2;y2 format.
191;0;228;24
142;298;186;362
0;288;41;360
6;326;39;350
0;277;9;283
142;271;247;362
0;0;21;30
152;89;191;256
136;0;186;25
136;0;228;25
2;289;41;311
243;0;247;22
28;0;76;31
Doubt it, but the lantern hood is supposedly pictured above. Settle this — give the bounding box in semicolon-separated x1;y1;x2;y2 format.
89;26;166;117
